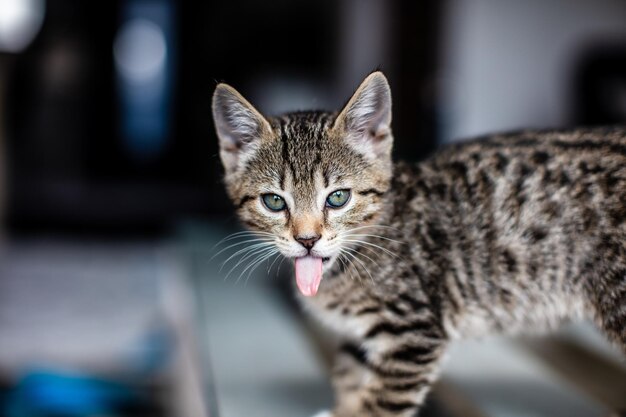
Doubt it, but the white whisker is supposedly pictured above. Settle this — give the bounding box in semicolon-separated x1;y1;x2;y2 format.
342;245;385;272
210;230;274;250
242;249;279;286
344;224;400;233
222;245;274;280
337;254;357;282
341;249;376;285
344;233;404;245
341;239;401;259
276;256;287;277
267;252;282;274
211;237;274;261
227;247;276;283
219;241;274;272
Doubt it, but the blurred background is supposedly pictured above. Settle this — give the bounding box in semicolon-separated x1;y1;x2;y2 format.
0;0;625;416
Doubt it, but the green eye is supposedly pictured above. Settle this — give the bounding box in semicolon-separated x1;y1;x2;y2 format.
262;194;286;211
326;189;351;208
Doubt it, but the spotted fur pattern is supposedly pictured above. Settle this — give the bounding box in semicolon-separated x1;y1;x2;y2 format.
212;72;626;417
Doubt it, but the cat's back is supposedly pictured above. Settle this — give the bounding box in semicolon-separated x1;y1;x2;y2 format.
415;126;626;209
390;126;626;335
433;125;626;166
391;125;626;282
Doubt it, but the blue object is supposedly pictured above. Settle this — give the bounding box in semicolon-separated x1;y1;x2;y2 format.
4;370;139;417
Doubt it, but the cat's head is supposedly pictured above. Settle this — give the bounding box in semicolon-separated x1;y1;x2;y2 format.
212;72;393;296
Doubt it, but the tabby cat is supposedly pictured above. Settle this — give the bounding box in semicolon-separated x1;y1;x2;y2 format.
211;72;626;417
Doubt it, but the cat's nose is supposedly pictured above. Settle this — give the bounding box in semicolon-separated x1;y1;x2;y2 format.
295;234;321;250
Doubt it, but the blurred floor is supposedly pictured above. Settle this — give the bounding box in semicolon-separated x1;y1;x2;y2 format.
181;222;333;417
0;236;206;417
0;223;624;417
181;220;626;417
0;239;163;370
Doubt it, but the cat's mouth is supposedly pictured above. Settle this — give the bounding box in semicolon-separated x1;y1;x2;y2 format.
294;256;330;297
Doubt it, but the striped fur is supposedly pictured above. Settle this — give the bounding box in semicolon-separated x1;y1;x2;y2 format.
212;73;626;417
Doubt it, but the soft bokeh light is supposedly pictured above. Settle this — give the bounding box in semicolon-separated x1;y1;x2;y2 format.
114;18;167;83
0;0;44;53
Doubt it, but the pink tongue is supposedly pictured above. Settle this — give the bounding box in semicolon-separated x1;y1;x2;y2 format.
295;256;323;296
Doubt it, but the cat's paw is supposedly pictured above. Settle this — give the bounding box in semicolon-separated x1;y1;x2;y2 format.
310;410;333;417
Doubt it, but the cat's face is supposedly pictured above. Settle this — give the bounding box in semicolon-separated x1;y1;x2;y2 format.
212;72;393;296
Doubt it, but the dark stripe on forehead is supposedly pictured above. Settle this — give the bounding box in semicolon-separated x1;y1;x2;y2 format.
279;118;296;186
279;168;286;191
276;111;334;184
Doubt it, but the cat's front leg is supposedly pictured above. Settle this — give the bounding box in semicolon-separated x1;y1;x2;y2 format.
309;343;368;417
329;332;447;417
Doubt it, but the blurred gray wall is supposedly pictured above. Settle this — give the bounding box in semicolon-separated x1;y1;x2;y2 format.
440;0;626;142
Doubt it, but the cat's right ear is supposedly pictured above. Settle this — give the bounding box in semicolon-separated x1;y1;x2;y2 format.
334;71;393;160
212;83;272;174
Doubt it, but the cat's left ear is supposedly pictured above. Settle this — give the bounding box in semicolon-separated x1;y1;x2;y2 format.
212;83;272;174
334;71;392;159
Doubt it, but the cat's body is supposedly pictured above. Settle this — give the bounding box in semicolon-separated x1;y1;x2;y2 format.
211;73;626;417
307;127;626;338
301;127;626;417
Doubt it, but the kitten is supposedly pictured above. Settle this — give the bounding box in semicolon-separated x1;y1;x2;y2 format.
211;72;626;417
